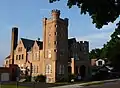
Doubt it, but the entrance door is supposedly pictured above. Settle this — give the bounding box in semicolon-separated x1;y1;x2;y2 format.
80;65;86;80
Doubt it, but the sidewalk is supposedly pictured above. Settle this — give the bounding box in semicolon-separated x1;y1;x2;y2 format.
49;78;120;88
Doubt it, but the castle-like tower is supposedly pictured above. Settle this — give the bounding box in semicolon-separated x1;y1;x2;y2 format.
43;9;69;82
4;9;91;83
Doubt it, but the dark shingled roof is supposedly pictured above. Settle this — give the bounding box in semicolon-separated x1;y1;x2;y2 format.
21;38;35;51
21;38;43;51
5;55;10;59
36;41;43;49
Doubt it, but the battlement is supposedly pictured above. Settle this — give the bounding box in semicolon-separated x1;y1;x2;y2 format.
51;9;60;14
51;9;60;19
79;41;89;46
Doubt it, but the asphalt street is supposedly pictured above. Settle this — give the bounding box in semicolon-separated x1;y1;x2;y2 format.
50;80;120;88
81;81;120;88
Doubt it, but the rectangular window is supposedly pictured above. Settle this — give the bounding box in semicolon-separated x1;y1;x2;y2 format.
54;41;57;45
19;55;21;60
54;49;57;52
48;40;50;47
16;55;18;60
59;65;62;74
33;65;36;73
22;54;24;59
46;64;52;74
34;53;36;60
37;66;38;73
18;47;22;52
54;32;57;35
98;61;102;66
37;52;39;60
32;66;34;73
6;61;8;64
62;65;64;74
55;24;58;28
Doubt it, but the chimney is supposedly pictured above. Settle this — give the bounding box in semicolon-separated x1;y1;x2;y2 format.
11;27;18;64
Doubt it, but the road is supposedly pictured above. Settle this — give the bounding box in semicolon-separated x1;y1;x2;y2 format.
82;81;120;88
50;80;120;88
2;80;120;88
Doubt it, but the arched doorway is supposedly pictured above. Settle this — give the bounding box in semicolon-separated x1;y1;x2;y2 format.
80;65;86;80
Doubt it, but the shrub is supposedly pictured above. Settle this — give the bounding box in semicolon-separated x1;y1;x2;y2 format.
25;76;31;82
68;74;76;82
34;74;46;82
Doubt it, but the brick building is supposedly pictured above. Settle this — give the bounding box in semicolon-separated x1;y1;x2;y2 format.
4;9;91;83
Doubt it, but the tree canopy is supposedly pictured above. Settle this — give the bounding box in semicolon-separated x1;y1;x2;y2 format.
89;24;120;71
49;0;120;29
89;48;102;59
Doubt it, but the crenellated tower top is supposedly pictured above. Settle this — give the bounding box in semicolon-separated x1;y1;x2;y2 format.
51;9;60;19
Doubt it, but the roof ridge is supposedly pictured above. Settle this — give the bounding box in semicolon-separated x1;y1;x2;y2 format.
21;38;35;41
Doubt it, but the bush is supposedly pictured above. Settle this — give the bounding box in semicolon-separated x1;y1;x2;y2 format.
67;74;76;82
34;74;46;82
25;76;31;82
91;70;109;81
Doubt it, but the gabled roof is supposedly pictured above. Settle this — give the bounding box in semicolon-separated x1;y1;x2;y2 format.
21;38;43;51
21;38;35;51
36;41;43;49
5;55;10;59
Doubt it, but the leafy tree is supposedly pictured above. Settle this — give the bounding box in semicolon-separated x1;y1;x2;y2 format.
49;0;120;29
89;23;120;71
104;24;120;71
89;48;102;59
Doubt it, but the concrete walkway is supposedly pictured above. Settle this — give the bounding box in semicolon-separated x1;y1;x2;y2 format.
49;79;120;88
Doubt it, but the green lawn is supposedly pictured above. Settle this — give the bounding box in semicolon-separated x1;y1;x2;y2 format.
1;85;29;88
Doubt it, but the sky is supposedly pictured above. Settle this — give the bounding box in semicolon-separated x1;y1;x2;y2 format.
0;0;119;66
